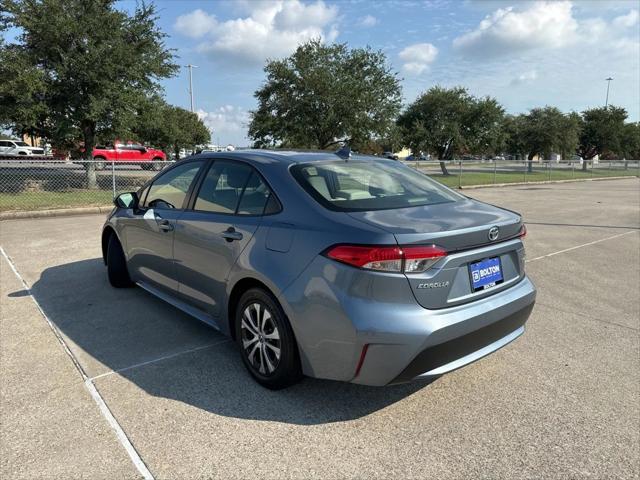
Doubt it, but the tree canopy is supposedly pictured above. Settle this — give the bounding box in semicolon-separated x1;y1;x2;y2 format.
508;107;581;162
1;0;178;186
248;39;402;150
132;97;210;158
577;106;628;161
397;86;505;174
620;122;640;160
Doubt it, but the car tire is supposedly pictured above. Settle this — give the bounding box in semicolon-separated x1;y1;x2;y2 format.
151;158;163;171
235;288;302;390
106;234;134;288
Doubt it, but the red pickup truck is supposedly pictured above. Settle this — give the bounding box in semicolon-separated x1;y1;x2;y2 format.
92;142;167;170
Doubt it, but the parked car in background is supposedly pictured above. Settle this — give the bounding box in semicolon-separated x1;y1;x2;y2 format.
92;142;166;170
383;151;399;160
0;139;46;156
102;150;536;389
406;154;428;161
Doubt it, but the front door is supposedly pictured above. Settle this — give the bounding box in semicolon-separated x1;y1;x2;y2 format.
173;160;275;319
123;159;205;293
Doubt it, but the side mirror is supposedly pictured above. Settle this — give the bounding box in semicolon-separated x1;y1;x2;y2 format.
114;192;138;209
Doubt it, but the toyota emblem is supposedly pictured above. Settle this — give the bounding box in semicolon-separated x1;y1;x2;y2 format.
488;226;500;241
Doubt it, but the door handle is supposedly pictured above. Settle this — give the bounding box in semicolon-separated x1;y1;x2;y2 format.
221;227;243;242
157;219;173;232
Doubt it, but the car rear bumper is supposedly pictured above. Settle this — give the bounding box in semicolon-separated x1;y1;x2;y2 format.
387;302;531;384
280;256;536;386
352;277;536;386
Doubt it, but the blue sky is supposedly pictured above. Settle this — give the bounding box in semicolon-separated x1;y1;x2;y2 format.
142;0;639;146
10;0;640;145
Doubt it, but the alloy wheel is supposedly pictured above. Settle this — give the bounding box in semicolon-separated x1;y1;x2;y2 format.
240;302;281;375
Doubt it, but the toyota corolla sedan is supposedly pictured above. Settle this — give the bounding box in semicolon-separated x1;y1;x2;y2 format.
102;150;536;389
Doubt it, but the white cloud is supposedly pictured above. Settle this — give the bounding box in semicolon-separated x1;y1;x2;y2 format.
174;1;339;65
273;0;338;30
197;106;250;145
423;1;639;123
174;9;217;39
613;9;639;28
399;43;438;75
453;1;578;57
510;69;538;86
358;14;379;28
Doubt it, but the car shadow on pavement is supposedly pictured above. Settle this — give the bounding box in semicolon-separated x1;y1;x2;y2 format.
21;258;430;425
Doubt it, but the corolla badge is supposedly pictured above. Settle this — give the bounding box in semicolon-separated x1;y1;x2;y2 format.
417;281;450;289
488;226;500;241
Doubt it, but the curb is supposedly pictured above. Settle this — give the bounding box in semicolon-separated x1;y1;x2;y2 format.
0;205;113;220
457;175;638;190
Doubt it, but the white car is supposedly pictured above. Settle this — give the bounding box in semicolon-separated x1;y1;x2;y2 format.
0;140;46;156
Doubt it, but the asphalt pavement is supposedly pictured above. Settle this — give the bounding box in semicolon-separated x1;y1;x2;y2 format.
1;178;638;479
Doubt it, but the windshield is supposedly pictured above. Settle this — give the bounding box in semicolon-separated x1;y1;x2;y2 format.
291;159;463;212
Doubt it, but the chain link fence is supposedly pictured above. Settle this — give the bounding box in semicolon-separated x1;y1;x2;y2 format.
401;159;640;189
0;158;638;213
0;159;173;213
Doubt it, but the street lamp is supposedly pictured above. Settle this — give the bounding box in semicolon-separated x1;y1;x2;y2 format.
184;64;199;112
605;77;613;107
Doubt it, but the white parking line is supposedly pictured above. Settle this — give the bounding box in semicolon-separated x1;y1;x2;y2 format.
90;339;230;382
525;230;637;263
0;246;155;480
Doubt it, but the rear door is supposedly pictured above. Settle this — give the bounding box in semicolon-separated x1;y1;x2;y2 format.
122;159;205;293
173;159;278;319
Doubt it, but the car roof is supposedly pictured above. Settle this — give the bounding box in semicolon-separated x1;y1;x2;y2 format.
192;149;384;166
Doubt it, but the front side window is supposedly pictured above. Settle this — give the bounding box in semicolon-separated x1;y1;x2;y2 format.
144;160;203;209
291;159;463;212
194;161;277;215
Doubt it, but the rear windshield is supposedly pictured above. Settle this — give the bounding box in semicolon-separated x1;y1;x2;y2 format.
291;159;463;212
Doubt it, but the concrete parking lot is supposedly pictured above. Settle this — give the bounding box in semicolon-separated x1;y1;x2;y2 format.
1;178;638;479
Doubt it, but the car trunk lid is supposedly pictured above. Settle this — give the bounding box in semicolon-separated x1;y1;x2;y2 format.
347;199;526;309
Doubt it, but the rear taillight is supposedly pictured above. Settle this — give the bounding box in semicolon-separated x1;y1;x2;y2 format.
325;245;403;272
325;244;447;273
402;245;447;273
519;224;527;238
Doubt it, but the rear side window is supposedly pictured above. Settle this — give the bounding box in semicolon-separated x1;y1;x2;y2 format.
194;161;279;216
144;161;203;209
291;160;463;212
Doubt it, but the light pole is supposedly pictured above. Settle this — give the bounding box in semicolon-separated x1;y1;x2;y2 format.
605;77;613;107
185;64;198;112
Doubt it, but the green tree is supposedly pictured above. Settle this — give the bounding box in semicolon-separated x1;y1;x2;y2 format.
620;122;640;163
397;86;505;175
163;106;211;159
514;107;580;171
503;114;528;160
2;0;177;187
248;39;402;150
558;111;581;160
577;106;628;169
132;98;210;158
